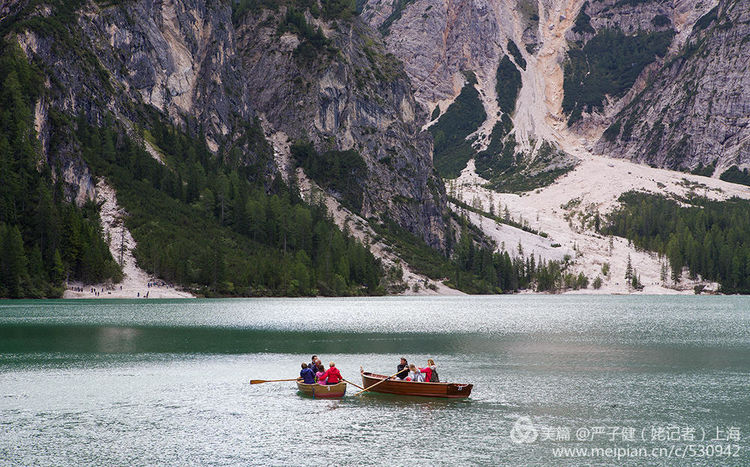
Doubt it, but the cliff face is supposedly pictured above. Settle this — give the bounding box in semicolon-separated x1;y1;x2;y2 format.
14;0;253;152
360;0;580;187
235;8;448;248
9;0;258;207
6;0;448;249
361;0;749;173
593;0;750;171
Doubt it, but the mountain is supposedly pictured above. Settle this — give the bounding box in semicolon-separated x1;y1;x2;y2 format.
591;0;750;172
360;0;750;293
361;0;748;174
2;0;447;297
1;0;749;298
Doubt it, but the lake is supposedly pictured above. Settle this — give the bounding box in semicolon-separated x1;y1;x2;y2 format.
1;296;748;465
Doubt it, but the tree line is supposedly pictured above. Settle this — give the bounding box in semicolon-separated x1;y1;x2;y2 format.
0;41;120;298
604;192;750;293
76;110;384;297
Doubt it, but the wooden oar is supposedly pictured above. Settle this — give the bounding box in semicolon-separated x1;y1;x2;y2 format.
250;378;299;384
341;377;365;391
353;369;404;396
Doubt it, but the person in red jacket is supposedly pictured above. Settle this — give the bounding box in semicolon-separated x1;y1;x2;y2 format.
318;362;342;385
419;365;432;383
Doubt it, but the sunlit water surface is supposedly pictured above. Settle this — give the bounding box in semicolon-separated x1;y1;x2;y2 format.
1;296;749;465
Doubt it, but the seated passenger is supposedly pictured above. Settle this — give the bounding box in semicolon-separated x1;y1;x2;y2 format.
316;364;327;385
300;363;315;384
310;355;320;370
318;362;342;385
425;358;439;382
408;364;425;382
419;364;432;383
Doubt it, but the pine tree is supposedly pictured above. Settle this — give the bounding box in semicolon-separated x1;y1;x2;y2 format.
625;254;633;281
0;225;28;297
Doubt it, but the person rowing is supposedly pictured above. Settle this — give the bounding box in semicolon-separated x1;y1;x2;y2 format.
396;357;409;380
316;362;342;385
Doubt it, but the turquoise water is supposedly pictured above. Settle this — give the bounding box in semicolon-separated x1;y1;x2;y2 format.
1;296;748;465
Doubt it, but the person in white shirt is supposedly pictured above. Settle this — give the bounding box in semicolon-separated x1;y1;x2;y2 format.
408;364;425;382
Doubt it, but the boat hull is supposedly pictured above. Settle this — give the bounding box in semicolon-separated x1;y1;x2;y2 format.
296;379;347;398
361;372;473;398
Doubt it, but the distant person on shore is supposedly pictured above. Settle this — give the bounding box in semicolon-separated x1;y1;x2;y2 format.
315;364;327;385
317;362;342;385
300;363;315;384
396;357;409;379
407;364;425;382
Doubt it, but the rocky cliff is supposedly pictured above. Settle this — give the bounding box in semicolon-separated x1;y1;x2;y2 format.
9;0;259;200
235;6;448;248
4;0;449;250
593;0;750;172
361;0;748;174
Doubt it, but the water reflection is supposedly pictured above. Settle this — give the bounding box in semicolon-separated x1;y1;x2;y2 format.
1;296;749;465
96;327;141;353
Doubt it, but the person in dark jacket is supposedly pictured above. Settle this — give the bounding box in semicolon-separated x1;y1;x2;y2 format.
310;355;320;370
396;357;409;379
300;363;316;384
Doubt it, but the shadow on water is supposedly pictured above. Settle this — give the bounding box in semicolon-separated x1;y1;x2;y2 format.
3;323;750;375
0;323;482;354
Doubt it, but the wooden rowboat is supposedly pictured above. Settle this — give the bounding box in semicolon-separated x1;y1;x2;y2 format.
361;371;473;399
296;379;347;398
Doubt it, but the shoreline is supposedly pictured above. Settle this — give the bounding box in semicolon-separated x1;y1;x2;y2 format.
54;288;720;299
63;281;194;299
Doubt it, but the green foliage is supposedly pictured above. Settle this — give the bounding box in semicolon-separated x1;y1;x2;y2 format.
232;0;282;22
496;56;522;115
563;29;674;124
321;0;356;20
3;1;112;92
0;40;121;298
612;0;655;7
379;0;415;35
602;120;621;142
372;218;569;294
475;116;514;179
719;166;750;187
690;161;716;177
362;39;402;82
429;72;486;178
291;141;368;212
448;195;547;237
430;106;440;121
75;115;383;297
604;192;750;293
695;6;718;30
651;14;671;27
483;141;577;193
355;0;369;14
572;2;595;35
233;0;354;23
276;7;337;63
506;40;526;70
